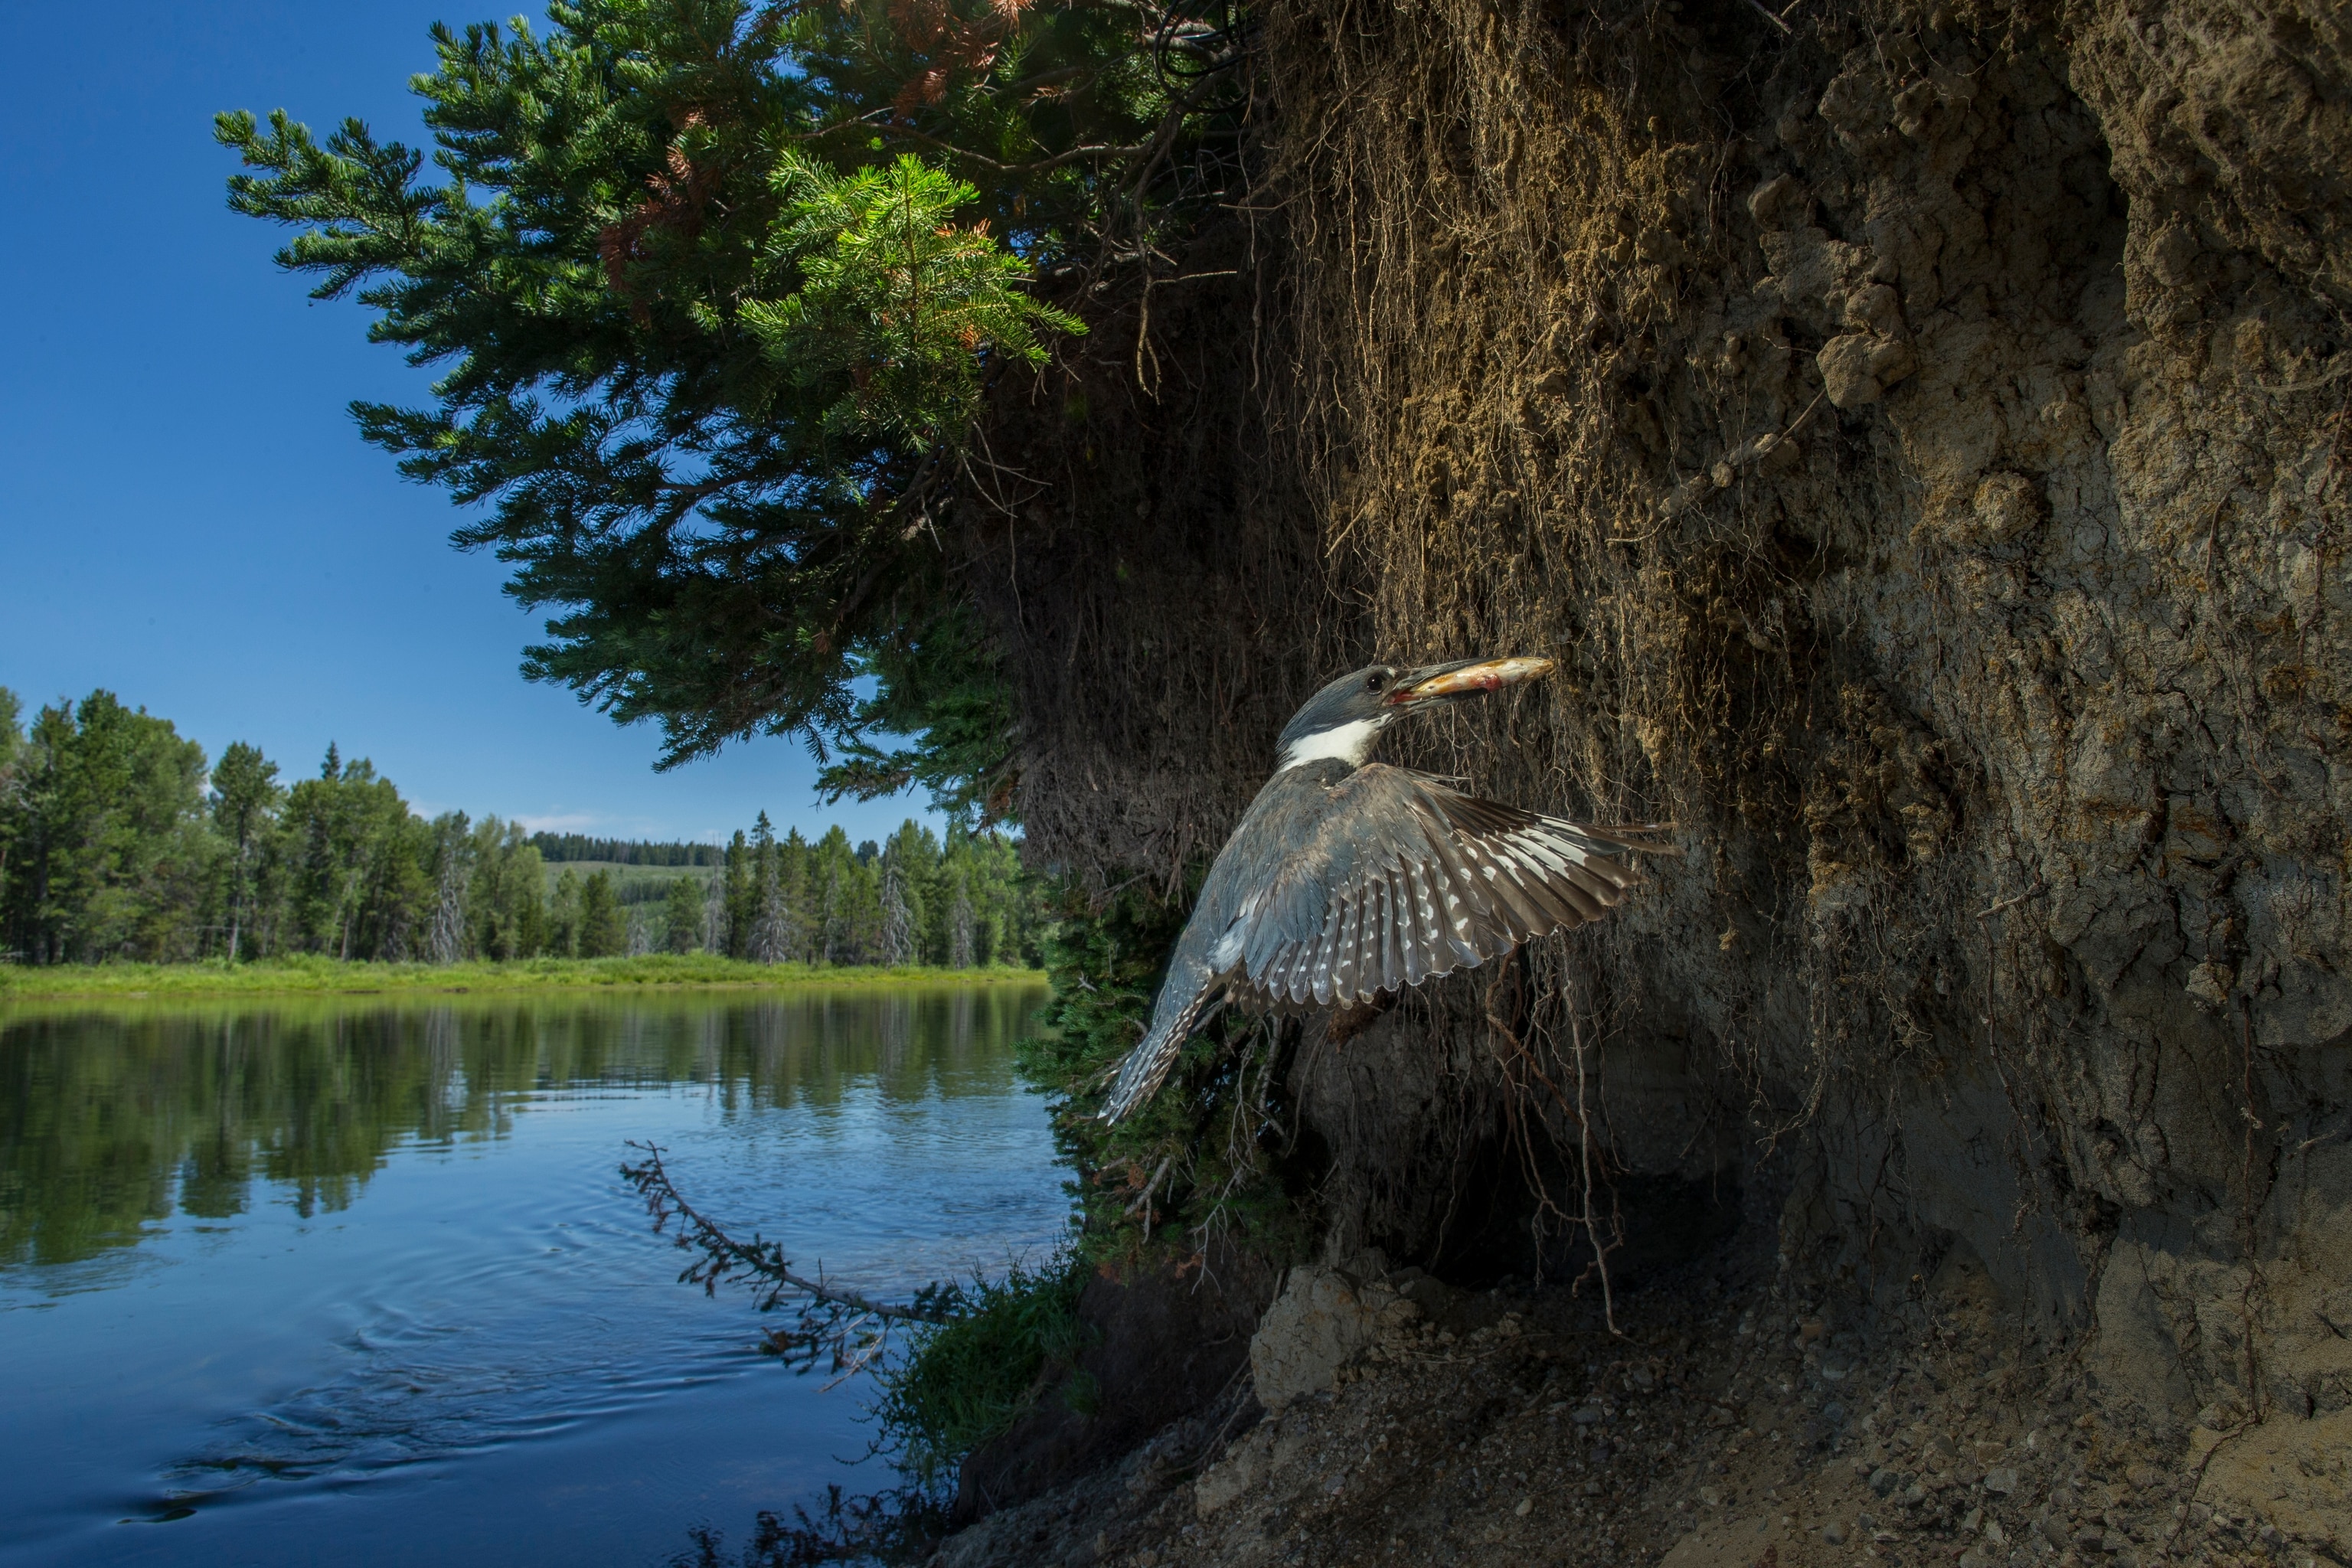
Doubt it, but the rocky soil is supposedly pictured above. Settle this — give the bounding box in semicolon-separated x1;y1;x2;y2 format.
930;1233;2347;1568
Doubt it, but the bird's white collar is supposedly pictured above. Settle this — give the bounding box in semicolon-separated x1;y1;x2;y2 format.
1276;717;1382;771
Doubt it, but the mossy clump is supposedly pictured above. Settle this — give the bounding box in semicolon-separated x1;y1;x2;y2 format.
1014;881;1317;1272
871;1256;1089;1488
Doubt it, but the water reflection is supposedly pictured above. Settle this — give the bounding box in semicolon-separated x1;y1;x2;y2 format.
0;988;1038;1268
0;985;1058;1568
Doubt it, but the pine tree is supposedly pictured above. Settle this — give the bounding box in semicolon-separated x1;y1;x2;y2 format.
779;828;814;961
753;812;776;888
723;831;754;959
700;861;729;953
578;871;624;958
281;750;426;960
0;688;21;781
466;818;544;960
209;742;282;962
0;692;216;963
662;873;701;954
0;689;24;949
214;1;1246;822
547;867;583;957
742;812;792;962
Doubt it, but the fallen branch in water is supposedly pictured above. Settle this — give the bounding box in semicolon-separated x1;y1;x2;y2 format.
620;1140;960;1380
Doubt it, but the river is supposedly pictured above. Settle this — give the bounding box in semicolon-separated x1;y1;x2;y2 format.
0;985;1063;1567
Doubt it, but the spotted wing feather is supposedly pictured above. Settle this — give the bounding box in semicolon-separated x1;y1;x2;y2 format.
1225;766;1662;1014
1101;763;1669;1121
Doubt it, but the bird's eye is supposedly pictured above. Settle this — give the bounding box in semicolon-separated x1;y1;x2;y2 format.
1365;671;1387;691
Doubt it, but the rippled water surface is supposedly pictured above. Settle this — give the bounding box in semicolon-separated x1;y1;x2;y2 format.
0;986;1061;1567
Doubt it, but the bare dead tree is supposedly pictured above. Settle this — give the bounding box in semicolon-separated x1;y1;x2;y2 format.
950;881;975;969
750;857;796;964
880;860;915;965
702;866;730;954
428;820;471;965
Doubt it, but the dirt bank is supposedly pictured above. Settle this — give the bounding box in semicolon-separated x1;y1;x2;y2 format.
930;0;2352;1556
931;1227;2345;1568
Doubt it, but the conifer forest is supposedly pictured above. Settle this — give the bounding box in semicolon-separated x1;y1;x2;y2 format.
0;686;1040;969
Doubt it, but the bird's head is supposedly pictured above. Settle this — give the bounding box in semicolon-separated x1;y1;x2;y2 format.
1274;656;1557;770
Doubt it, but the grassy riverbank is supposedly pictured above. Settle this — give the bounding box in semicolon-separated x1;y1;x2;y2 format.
0;955;1046;1001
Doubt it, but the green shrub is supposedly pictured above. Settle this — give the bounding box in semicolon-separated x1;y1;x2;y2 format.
870;1254;1089;1488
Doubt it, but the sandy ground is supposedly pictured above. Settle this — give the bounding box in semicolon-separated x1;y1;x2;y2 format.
928;1241;2346;1568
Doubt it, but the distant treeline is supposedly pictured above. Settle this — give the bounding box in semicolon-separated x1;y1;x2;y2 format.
527;832;721;867
0;688;1044;969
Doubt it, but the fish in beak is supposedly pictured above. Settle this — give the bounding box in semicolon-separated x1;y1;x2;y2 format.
1387;655;1557;709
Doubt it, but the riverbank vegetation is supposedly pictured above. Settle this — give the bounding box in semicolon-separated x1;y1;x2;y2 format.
0;953;1043;1001
870;1256;1091;1488
0;687;1047;971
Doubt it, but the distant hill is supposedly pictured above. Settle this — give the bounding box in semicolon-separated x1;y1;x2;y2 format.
528;832;722;867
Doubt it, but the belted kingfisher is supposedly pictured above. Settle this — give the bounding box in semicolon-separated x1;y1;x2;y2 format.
1102;656;1671;1121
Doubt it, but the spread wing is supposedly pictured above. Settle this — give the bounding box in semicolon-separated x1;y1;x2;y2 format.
1210;764;1667;1012
1100;764;1671;1122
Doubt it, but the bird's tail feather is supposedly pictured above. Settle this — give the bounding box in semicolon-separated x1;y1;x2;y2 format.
1100;990;1214;1122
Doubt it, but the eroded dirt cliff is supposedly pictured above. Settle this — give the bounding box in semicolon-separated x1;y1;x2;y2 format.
1254;0;2352;1475
946;0;2351;1559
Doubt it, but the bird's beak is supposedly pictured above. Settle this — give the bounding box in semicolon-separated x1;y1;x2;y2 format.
1387;656;1557;707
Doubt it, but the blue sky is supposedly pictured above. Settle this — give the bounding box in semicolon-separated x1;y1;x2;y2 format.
0;2;937;848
